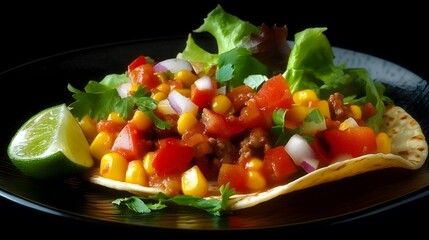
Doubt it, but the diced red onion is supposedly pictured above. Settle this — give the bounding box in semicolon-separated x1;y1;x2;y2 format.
300;158;319;173
284;134;315;166
153;58;193;74
194;76;213;90
216;86;227;95
167;90;198;115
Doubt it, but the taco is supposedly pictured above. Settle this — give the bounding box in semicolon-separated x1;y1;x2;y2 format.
88;105;428;211
76;5;428;213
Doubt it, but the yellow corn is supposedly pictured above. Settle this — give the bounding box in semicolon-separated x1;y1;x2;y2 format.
316;100;331;119
211;94;232;114
128;84;140;93
376;132;392;154
79;115;98;143
174;88;191;98
246;170;266;191
89;131;114;161
143;152;156;176
293;89;319;106
152;91;167;102
155;72;169;83
130;110;153;131
350;105;362;120
99;152;128;181
181;165;208;197
174;70;198;87
177;112;198;135
156;83;171;95
125;160;148;186
286;105;308;124
108;112;127;125
245;157;263;170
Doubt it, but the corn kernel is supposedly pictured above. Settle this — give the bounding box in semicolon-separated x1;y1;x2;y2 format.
286;105;308;124
245;157;264;170
211;94;232;114
293;89;319;106
108;112;127;125
100;152;128;181
316;100;331;119
175;88;191;98
125;160;148;186
156;83;171;95
181;165;209;197
130;110;153;131
376;132;392;154
174;70;198;87
177;112;198;135
246;170;266;191
143;152;156;176
89;131;115;161
152;91;167;102
79;115;98;143
350;105;362;119
128;84;140;93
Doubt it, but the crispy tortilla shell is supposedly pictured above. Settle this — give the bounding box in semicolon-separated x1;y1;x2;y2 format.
88;105;428;211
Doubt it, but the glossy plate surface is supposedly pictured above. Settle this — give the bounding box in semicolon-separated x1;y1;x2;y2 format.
1;37;429;230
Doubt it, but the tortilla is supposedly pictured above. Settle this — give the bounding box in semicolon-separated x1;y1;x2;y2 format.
88;105;428;211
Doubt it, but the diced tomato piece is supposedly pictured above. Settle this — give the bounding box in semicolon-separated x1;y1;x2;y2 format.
97;119;127;134
217;164;247;192
254;74;293;115
190;79;217;110
362;102;377;120
200;108;245;139
238;100;269;129
128;63;161;90
128;55;147;72
152;138;195;177
261;146;297;185
323;126;377;159
111;123;145;161
309;136;331;167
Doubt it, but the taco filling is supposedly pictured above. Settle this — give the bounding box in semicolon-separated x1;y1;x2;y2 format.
70;5;427;213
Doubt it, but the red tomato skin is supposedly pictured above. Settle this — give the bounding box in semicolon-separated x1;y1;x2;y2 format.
111;123;144;161
254;74;293;114
261;146;297;185
152;138;195;177
191;79;217;110
323;126;377;158
200;108;245;139
128;55;147;72
128;63;160;90
217;164;247;192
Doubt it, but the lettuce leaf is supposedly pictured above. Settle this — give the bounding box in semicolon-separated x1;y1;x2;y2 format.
283;27;393;132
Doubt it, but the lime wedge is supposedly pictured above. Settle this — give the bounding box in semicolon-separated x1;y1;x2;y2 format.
7;103;94;180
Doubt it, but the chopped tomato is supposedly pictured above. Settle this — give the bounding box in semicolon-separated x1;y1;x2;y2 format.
238;100;269;129
152;137;195;177
254;74;293;116
97;119;127;134
111;122;146;161
261;146;297;185
200;108;245;139
128;63;161;90
309;136;331;167
128;55;147;72
227;85;254;112
323;126;377;159
190;79;217;110
217;164;247;192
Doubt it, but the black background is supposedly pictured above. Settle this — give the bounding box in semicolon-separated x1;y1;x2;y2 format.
1;1;429;237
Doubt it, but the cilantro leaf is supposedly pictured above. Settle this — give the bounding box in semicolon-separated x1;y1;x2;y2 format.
112;183;236;216
68;74;171;129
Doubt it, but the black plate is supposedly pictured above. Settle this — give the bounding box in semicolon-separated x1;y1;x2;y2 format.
1;37;429;231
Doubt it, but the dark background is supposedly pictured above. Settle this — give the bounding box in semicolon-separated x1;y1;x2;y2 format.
1;1;428;237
